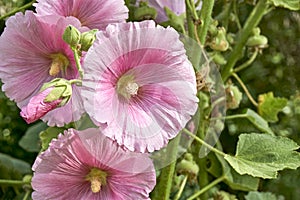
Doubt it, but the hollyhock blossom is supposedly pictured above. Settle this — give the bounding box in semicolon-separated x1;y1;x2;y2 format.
137;0;201;22
31;128;156;200
0;11;84;126
81;20;198;152
34;0;129;30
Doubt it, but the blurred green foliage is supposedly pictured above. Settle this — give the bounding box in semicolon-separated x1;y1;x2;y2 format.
0;0;299;200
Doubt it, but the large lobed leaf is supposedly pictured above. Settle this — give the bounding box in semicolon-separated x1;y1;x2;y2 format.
269;0;300;11
225;133;300;179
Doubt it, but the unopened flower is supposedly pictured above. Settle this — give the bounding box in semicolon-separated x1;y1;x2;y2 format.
81;20;198;152
0;11;84;126
31;128;156;200
34;0;129;30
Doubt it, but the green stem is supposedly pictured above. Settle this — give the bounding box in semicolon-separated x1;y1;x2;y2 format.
0;179;28;186
199;0;215;45
232;72;258;107
0;1;35;20
174;175;188;200
151;134;181;200
221;0;269;81
183;128;226;157
187;176;225;200
23;190;31;200
233;0;242;30
72;48;84;79
185;0;196;39
210;113;247;121
69;79;82;85
234;48;259;73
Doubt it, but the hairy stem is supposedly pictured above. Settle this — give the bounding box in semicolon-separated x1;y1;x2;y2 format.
221;0;269;81
174;175;188;200
199;0;215;45
151;134;181;200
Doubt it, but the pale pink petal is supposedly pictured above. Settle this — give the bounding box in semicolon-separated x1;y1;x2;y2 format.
82;21;198;152
0;11;84;126
137;0;201;22
32;128;156;200
20;87;62;124
34;0;128;30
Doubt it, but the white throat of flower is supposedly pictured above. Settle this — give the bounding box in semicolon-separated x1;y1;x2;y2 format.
49;53;70;77
85;168;107;193
117;74;139;99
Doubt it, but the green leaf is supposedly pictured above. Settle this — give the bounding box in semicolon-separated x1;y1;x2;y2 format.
208;153;259;191
258;92;288;123
18;122;48;152
39;127;65;151
225;133;300;179
245;191;282;200
244;109;274;135
268;0;300;11
0;153;31;180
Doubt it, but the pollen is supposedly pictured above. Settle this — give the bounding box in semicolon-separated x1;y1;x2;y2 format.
85;168;107;193
49;53;70;76
117;74;139;99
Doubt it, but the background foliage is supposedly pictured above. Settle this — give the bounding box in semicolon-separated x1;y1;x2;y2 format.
0;0;299;199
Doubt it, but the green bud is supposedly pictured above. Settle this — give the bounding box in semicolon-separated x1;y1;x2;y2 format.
22;175;32;183
63;25;81;48
246;35;268;47
176;153;199;182
212;52;227;65
40;78;73;107
209;27;229;51
226;84;243;109
80;29;98;51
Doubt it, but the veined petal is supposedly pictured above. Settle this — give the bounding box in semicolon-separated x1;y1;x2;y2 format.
82;21;198;152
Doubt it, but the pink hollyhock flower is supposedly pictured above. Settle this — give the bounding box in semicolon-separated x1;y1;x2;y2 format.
31;128;156;200
81;20;198;152
0;11;84;126
137;0;201;22
34;0;129;30
20;87;62;124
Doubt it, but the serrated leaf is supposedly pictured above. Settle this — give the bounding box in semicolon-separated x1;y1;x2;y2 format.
245;191;281;200
269;0;300;11
258;92;288;123
19;122;48;152
39;127;65;151
244;109;274;135
225;133;300;179
0;153;31;180
207;153;259;191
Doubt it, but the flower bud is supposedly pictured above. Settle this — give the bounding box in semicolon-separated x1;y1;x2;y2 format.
41;78;73;107
246;27;268;48
63;25;81;48
226;84;242;109
80;29;98;51
20;78;73;124
176;153;199;182
209;27;229;51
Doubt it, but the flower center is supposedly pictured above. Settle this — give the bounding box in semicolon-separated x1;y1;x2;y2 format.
117;74;139;99
85;168;107;193
49;53;69;76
